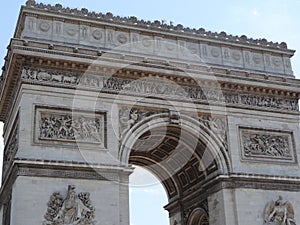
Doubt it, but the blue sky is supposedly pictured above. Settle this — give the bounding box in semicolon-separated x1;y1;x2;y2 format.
0;1;300;225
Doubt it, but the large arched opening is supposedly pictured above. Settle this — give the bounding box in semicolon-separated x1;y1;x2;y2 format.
120;111;230;224
129;166;169;225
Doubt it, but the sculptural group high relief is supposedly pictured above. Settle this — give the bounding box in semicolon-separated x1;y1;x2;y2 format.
43;185;95;225
264;196;296;225
38;111;104;145
21;67;298;112
240;128;295;163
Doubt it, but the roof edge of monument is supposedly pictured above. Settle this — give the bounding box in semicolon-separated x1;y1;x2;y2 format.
24;0;292;52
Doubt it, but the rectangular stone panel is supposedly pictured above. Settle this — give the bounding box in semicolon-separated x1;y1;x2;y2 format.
239;127;296;163
34;107;106;148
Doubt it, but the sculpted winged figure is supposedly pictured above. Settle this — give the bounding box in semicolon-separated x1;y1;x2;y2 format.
264;196;296;225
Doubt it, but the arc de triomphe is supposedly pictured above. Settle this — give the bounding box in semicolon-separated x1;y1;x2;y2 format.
0;1;300;225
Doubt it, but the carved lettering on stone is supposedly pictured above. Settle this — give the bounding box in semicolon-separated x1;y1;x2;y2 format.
240;128;295;163
43;185;95;225
264;196;296;225
37;108;105;146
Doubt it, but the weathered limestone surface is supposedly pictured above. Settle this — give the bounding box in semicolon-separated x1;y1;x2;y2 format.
20;2;295;77
0;1;300;225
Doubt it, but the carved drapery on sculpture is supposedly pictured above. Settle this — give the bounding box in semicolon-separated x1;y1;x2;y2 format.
43;185;95;225
21;67;299;112
264;196;296;225
36;107;105;146
240;128;295;163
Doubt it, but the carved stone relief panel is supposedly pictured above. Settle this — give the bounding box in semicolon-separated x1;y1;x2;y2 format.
53;21;64;40
35;107;106;147
2;119;19;179
37;19;52;37
43;185;95;225
21;67;299;112
103;77;298;112
222;47;243;68
239;127;296;163
194;114;227;150
105;28;116;48
264;53;285;74
243;50;265;71
137;34;155;54
89;27;105;44
283;57;293;75
24;16;37;34
119;107;164;139
200;44;222;65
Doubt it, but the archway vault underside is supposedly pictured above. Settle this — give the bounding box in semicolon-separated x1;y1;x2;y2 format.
128;123;220;200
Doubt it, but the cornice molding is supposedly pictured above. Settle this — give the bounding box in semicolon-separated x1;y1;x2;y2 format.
23;0;292;52
1;39;299;122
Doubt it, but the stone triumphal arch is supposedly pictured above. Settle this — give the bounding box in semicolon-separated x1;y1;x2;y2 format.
0;1;300;225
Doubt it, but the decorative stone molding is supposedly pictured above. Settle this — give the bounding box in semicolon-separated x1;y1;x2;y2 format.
21;67;299;112
20;2;294;76
17;166;119;181
240;128;296;163
24;0;289;51
104;77;298;112
264;196;296;225
35;107;106;147
21;67;80;85
43;185;95;225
